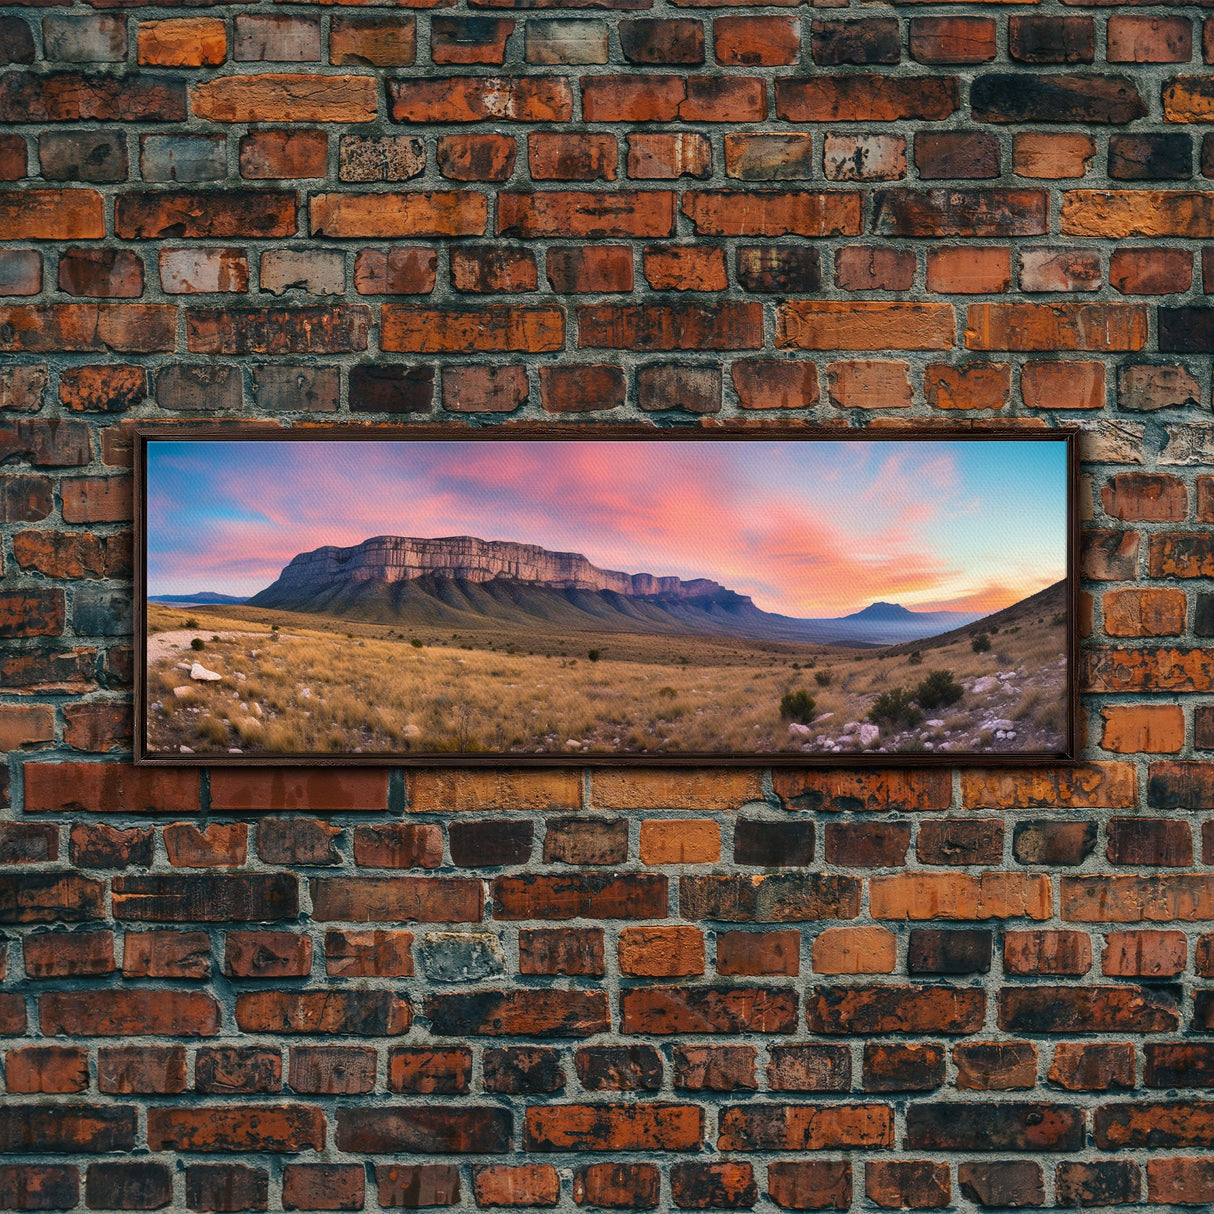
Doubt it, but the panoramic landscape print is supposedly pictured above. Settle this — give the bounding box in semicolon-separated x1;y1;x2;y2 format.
141;434;1071;761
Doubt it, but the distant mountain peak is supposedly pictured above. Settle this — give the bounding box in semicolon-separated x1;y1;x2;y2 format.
844;601;915;621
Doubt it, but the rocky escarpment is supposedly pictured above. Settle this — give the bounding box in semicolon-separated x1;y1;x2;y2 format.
249;535;741;604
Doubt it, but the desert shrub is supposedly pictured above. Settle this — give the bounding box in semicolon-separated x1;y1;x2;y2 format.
185;617;199;628
1051;612;1066;627
588;649;601;662
814;668;832;687
908;651;922;665
190;637;205;651
271;624;280;632
657;686;677;699
971;632;991;653
916;669;963;710
779;689;816;723
867;687;923;729
411;638;424;648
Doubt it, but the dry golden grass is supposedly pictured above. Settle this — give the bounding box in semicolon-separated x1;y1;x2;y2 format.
146;600;1067;757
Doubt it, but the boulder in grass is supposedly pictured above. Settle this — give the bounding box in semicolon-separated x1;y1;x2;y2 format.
190;662;221;681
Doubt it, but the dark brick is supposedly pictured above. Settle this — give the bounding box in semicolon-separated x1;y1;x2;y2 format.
736;247;821;294
576;1045;663;1092
733;819;814;867
907;929;992;975
1009;16;1095;64
906;1103;1084;1152
958;1161;1044;1209
1109;134;1192;181
483;1047;565;1094
449;819;533;867
348;363;433;412
971;75;1147;124
1160;307;1214;353
863;1043;946;1093
1013;820;1097;865
85;1163;172;1210
811;19;899;65
1055;1160;1140;1207
184;1165;268;1213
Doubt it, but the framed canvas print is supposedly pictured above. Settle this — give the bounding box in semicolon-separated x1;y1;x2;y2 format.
135;426;1078;766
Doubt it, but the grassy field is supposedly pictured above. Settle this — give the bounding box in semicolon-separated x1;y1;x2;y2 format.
145;596;1068;758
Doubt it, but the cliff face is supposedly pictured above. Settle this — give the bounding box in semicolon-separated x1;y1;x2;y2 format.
255;535;735;602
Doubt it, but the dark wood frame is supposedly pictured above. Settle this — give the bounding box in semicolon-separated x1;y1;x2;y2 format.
134;423;1080;768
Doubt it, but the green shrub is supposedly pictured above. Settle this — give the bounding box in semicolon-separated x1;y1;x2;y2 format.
190;637;205;651
411;638;424;649
779;689;816;723
588;649;601;662
916;669;963;710
814;668;832;687
867;687;923;729
908;650;922;665
971;632;991;653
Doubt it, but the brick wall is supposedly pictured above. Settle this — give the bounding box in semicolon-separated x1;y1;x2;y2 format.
2;0;1214;1209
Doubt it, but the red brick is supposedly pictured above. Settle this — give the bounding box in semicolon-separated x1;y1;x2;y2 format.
719;1104;892;1152
500;190;673;239
239;129;327;180
24;762;199;814
643;245;727;292
518;928;605;977
325;929;414;978
437;133;516;182
683;191;859;237
670;1162;756;1210
381;304;563;353
573;1163;659;1209
23;929;115;977
627;132;711;180
776;76;956;122
1101;704;1186;754
778;301;954;351
149;1105;323;1153
579;302;760;351
865;1161;950;1210
138;18;226;66
528;131;616;181
925;362;1010;411
58;248;143;299
117;191;295;239
546;246;632;293
282;1164;363;1212
826;360;912;410
390;76;570;123
474;1164;559;1208
909;17;995;64
388;1047;471;1094
375;1164;460;1209
451;246;537;293
431;16;510;64
835;247;914;292
226;931;313;979
427;990;608;1038
1110;247;1193;295
806;986;985;1035
527;1104;702;1152
535;364;621;413
353;246;436;295
1103;588;1187;637
767;1162;851;1211
1107;15;1190;62
98;1046;186;1095
768;1044;850;1093
715;16;799;65
41;989;220;1037
0;305;175;353
732;360;818;410
925;246;1011;294
210;769;387;812
5;1045;88;1094
618;926;704;978
288;1047;374;1097
124;929;210;979
1147;1159;1214;1205
717;930;800;977
954;1042;1038;1091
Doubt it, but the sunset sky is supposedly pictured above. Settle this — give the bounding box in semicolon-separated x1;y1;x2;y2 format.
146;436;1068;619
